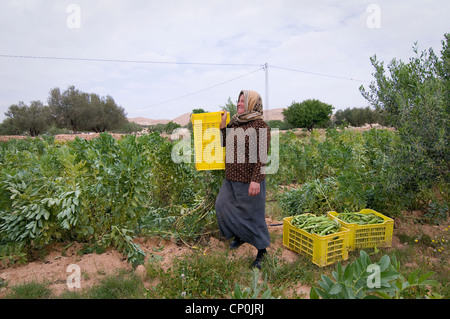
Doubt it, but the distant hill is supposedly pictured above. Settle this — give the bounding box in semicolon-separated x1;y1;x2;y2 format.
127;117;171;126
264;108;285;121
128;108;286;126
172;113;192;126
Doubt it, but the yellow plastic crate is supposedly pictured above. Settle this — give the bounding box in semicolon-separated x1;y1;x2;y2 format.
327;209;394;251
191;112;230;171
283;216;350;267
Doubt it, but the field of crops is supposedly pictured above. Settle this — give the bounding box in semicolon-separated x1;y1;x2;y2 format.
0;128;449;299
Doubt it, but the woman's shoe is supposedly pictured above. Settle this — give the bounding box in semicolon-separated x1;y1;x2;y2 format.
229;236;244;250
252;249;267;269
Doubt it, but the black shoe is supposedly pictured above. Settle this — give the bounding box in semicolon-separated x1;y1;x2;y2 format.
252;249;267;269
229;237;244;250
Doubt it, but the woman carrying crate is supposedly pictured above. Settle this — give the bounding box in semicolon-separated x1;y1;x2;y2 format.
215;90;271;269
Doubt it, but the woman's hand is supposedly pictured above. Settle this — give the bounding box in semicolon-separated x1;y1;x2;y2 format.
220;110;227;129
248;181;260;196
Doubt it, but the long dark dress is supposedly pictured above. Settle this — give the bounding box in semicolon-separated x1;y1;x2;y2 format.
214;118;271;250
215;179;270;249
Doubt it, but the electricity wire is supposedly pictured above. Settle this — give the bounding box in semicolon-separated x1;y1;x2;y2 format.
270;64;371;83
0;54;261;68
0;54;369;82
0;54;372;112
139;66;264;109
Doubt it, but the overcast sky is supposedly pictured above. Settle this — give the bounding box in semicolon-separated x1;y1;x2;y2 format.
0;0;449;121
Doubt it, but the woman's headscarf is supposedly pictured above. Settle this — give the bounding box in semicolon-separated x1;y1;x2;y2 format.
228;90;264;126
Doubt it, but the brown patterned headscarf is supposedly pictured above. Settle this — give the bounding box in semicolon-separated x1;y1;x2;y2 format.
228;90;264;126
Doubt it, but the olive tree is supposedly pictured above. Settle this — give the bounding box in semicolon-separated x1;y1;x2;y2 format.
283;99;333;131
48;85;127;133
359;33;449;210
2;101;50;137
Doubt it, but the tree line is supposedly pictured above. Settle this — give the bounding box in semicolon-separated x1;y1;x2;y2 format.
0;86;132;136
215;96;383;132
266;101;384;131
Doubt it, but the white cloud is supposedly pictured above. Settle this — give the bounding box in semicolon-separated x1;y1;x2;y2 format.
0;0;449;121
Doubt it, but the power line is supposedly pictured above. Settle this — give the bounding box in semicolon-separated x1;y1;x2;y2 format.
0;54;369;82
140;67;264;109
0;54;265;110
0;54;262;68
270;65;371;83
0;54;370;82
0;54;372;112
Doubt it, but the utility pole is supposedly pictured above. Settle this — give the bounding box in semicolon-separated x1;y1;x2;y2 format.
264;62;269;120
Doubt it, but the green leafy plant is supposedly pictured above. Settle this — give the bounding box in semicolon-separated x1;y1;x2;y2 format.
310;250;439;299
231;268;277;299
0;132;222;267
279;178;336;216
360;34;449;212
376;268;441;299
0;242;28;266
100;226;145;269
424;200;449;225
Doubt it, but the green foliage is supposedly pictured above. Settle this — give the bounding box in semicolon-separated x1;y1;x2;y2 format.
266;119;291;130
279;178;336;216
147;121;181;134
360;34;449;211
0;132;223;266
139;169;224;243
310;250;439;299
0;242;28;266
425;200;449;225
1;101;50;136
220;97;237;119
101;226;146;269
1;85;128;135
441;34;450;113
275;128;405;216
283;99;333;131
48;85;127;133
114;121;143;134
3;281;52;299
146;251;241;298
231;268;277;299
84;271;144;299
192;108;207;114
333;106;383;127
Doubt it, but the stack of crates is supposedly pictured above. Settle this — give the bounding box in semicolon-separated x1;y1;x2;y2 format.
191;112;230;171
